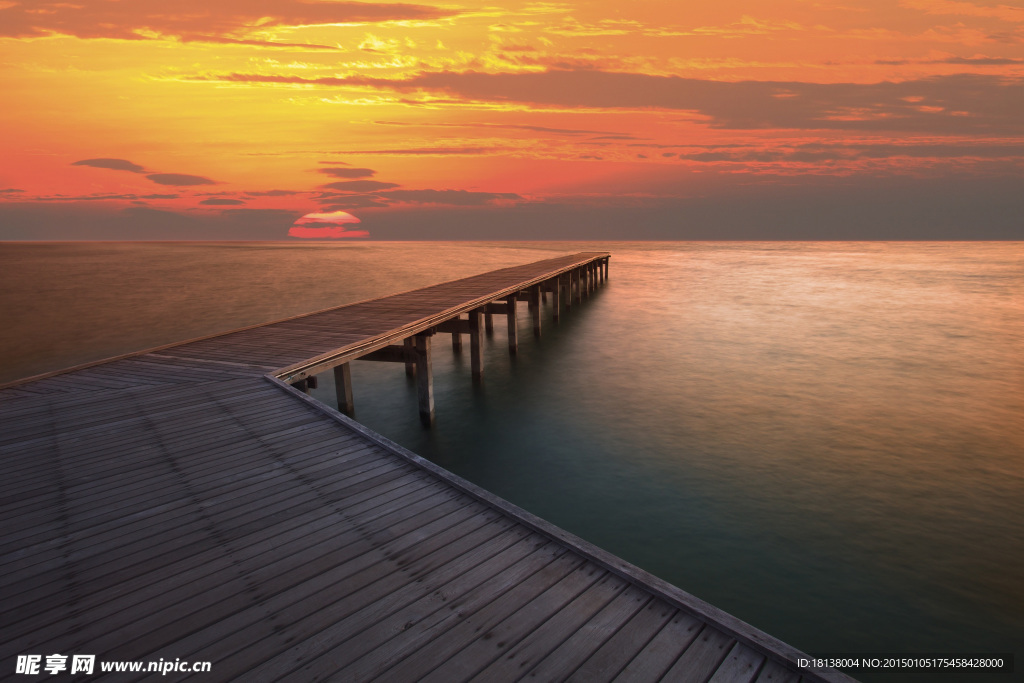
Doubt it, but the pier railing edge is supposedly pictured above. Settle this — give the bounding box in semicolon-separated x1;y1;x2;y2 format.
264;373;859;683
271;252;611;384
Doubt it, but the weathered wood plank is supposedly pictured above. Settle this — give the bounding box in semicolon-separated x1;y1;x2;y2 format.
271;526;546;682
566;597;677;683
0;405;333;504
660;626;735;683
0;466;429;622
0;381;284;449
0;418;365;513
2;484;452;660
709;642;768;683
611;612;704;682
9;493;483;665
0;445;403;586
178;514;523;680
3;427;394;542
331;542;569;683
469;576;637;682
417;563;609;683
1;477;444;652
516;583;651;681
372;550;586;683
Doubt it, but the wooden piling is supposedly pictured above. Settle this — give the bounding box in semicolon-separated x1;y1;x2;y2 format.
484;311;494;335
506;293;518;355
469;309;483;382
333;363;354;414
403;337;415;377
451;315;463;353
551;277;561;321
414;333;433;425
529;286;542;337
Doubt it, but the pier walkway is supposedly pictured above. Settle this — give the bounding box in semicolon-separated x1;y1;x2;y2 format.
0;253;853;682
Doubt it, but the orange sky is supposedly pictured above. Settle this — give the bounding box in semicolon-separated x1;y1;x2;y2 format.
1;0;1023;239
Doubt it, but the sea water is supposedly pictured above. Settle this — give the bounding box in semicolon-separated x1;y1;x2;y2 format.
2;241;1021;681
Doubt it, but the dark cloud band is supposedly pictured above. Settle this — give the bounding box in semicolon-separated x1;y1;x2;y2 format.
317;167;377;179
212;70;1024;135
1;0;455;42
71;158;147;173
147;173;217;186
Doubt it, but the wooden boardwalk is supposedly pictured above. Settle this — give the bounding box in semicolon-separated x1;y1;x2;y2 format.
0;253;855;682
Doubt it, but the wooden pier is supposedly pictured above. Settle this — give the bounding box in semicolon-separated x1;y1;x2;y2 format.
0;253;854;682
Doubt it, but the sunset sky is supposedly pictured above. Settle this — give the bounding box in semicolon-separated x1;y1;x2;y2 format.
1;0;1023;239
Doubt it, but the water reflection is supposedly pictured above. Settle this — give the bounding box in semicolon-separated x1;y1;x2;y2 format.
309;243;1022;679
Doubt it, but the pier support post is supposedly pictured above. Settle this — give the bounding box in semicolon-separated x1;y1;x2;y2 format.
551;278;561;321
563;273;571;310
529;286;542;337
506;293;519;355
469;308;483;383
604;257;609;280
451;318;463;353
574;269;582;304
333;363;354;414
414;333;434;426
403;337;415;377
294;376;318;393
485;312;494;336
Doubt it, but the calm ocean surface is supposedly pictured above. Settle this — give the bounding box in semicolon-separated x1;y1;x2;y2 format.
2;241;1021;681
